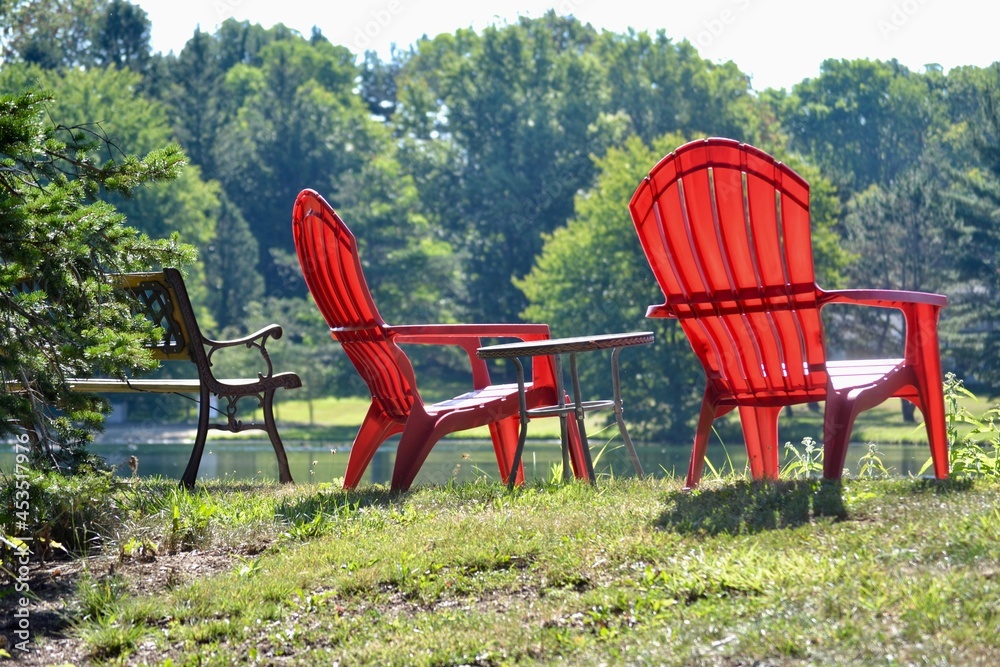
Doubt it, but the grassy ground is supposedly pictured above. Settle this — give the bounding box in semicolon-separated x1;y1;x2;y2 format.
4;466;1000;665
2;381;996;664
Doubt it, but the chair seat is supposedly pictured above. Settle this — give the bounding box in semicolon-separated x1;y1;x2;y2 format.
426;382;527;413
827;359;904;392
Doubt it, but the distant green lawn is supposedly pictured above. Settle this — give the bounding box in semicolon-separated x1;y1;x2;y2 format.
265;395;572;442
258;391;994;446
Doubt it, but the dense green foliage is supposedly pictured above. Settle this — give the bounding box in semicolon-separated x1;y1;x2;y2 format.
3;1;1000;449
518;134;705;438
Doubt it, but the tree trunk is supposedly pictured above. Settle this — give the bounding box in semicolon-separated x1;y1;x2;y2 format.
901;399;916;423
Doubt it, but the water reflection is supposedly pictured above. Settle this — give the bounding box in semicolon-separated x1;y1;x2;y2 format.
0;437;936;486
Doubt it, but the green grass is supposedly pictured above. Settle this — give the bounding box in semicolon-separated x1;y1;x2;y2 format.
12;470;1000;666
6;378;996;663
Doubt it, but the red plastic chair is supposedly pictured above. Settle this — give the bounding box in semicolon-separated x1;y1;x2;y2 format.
628;138;949;487
292;189;588;490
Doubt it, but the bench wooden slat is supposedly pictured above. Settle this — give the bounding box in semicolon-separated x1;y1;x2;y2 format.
65;378;284;393
67;378;202;393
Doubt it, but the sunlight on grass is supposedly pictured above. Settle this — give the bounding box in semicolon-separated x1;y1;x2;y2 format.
39;475;1000;667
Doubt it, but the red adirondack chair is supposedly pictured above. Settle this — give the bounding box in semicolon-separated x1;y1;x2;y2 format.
628;138;949;487
292;189;588;490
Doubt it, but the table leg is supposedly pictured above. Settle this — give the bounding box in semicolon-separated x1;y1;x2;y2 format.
552;353;572;483
612;346;644;478
568;352;595;483
506;357;530;490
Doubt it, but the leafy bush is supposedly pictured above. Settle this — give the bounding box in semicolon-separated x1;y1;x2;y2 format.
0;467;123;571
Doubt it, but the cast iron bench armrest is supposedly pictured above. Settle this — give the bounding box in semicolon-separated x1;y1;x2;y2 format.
204;324;286;380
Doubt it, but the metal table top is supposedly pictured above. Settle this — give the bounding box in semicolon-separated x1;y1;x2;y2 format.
477;331;655;359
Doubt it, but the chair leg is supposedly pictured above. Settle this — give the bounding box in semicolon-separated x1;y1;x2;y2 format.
738;405;782;480
822;392;858;480
180;386;212;489
910;307;949;479
261;388;293;484
344;403;404;489
686;394;721;489
914;377;949;479
488;416;524;486
565;417;590;481
390;411;445;491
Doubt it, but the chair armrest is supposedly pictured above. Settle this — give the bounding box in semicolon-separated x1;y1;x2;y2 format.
820;289;946;365
390;323;552;388
819;289;947;309
645;304;676;318
205;324;285;348
204;324;285;379
390;323;550;341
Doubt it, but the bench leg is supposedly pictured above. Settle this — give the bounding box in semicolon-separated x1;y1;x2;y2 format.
262;388;294;484
180;386;212;489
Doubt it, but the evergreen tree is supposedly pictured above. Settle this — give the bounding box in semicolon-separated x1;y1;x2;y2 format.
91;0;152;73
0;89;193;469
949;67;1000;389
0;62;225;319
208;37;372;296
2;0;96;68
204;193;264;330
163;29;222;177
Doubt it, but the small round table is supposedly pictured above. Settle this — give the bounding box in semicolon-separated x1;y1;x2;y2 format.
477;331;654;488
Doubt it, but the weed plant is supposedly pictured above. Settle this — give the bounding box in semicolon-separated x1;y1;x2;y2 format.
0;465;119;570
934;373;1000;478
782;436;824;479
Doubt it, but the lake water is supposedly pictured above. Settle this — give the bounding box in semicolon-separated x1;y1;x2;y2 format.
0;436;935;485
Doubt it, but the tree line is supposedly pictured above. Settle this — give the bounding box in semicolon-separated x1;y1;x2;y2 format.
3;1;1000;460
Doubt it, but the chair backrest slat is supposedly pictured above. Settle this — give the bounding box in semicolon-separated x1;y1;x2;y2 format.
293;189;416;419
630;138;829;401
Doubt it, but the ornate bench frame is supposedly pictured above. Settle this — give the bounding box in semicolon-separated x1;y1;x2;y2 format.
66;268;301;487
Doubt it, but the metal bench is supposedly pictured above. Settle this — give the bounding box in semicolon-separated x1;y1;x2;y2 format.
63;268;301;487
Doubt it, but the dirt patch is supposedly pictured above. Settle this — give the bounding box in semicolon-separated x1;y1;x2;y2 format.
1;546;243;665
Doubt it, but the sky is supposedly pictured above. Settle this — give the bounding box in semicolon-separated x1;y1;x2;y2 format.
134;0;999;91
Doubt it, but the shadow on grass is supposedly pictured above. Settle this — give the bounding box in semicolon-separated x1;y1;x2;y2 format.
275;484;401;522
887;476;975;495
657;479;846;536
